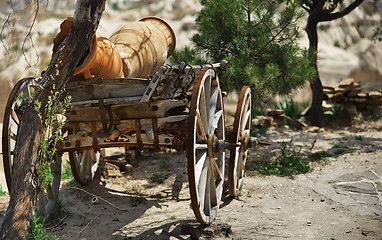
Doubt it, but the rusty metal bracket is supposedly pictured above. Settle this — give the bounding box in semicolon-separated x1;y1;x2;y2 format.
160;61;187;99
140;65;169;102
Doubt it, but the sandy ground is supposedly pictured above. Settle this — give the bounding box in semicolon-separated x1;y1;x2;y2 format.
0;119;381;239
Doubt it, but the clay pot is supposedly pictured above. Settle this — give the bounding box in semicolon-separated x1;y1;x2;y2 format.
109;16;176;78
52;17;124;79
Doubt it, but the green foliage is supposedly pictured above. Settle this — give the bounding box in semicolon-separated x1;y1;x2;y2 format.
170;46;208;65
151;171;165;183
131;184;143;195
278;99;307;118
161;158;170;169
61;160;73;181
257;139;312;178
34;82;71;190
130;184;146;205
357;81;369;90
324;103;342;118
172;0;314;103
374;26;382;42
308;151;330;162
0;186;7;196
26;211;58;240
112;2;120;10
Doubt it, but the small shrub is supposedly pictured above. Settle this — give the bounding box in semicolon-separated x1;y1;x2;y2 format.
26;211;58;240
324;103;342;119
0;186;7;196
256;139;312;178
258;154;311;178
161;158;170;169
357;81;369;90
308;151;330;162
61;160;73;180
278;99;302;119
151;171;165;183
130;184;145;205
131;184;143;195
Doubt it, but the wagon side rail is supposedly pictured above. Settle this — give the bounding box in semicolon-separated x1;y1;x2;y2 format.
141;60;229;102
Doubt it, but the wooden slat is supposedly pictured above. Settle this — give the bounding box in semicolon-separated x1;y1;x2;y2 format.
67;99;188;122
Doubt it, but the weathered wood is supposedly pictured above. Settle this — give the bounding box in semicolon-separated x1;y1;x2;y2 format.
67;99;188;122
0;1;106;239
61;115;188;151
67;78;149;102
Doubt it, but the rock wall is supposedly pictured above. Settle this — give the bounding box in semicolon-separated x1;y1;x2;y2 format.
314;1;382;90
0;0;381;120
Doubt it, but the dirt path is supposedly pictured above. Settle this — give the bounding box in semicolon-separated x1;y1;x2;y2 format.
0;122;381;239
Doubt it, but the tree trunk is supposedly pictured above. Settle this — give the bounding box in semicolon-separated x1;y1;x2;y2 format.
304;17;324;127
0;1;106;239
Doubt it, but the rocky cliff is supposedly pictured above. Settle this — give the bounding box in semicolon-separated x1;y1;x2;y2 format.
0;0;380;120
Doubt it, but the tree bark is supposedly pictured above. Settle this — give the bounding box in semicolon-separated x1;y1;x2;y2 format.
303;0;364;127
0;1;106;239
304;17;324;127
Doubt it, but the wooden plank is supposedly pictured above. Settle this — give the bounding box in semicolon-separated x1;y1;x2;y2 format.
67;99;188;122
70;96;141;106
67;78;149;102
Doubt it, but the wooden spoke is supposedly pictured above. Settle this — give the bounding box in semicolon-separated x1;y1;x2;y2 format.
69;149;103;185
195;150;207;185
195;143;208;149
10;109;19;125
208;86;219;133
228;86;252;197
212;109;223;131
186;68;225;225
9;131;17;141
196;111;208;142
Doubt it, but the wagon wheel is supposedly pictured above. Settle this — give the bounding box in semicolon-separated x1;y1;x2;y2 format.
228;86;251;197
37;153;62;216
69;149;103;185
2;77;39;191
2;77;62;216
186;68;225;225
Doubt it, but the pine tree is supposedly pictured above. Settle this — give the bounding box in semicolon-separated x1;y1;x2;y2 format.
172;0;314;104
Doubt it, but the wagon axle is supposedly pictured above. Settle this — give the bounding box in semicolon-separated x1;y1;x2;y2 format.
211;135;260;154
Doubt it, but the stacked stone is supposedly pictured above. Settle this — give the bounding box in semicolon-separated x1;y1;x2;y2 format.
252;115;274;128
323;78;382;114
251;109;286;128
252;109;306;130
264;109;286;126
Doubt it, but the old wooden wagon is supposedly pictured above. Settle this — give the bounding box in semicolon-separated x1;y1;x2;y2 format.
2;17;256;225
